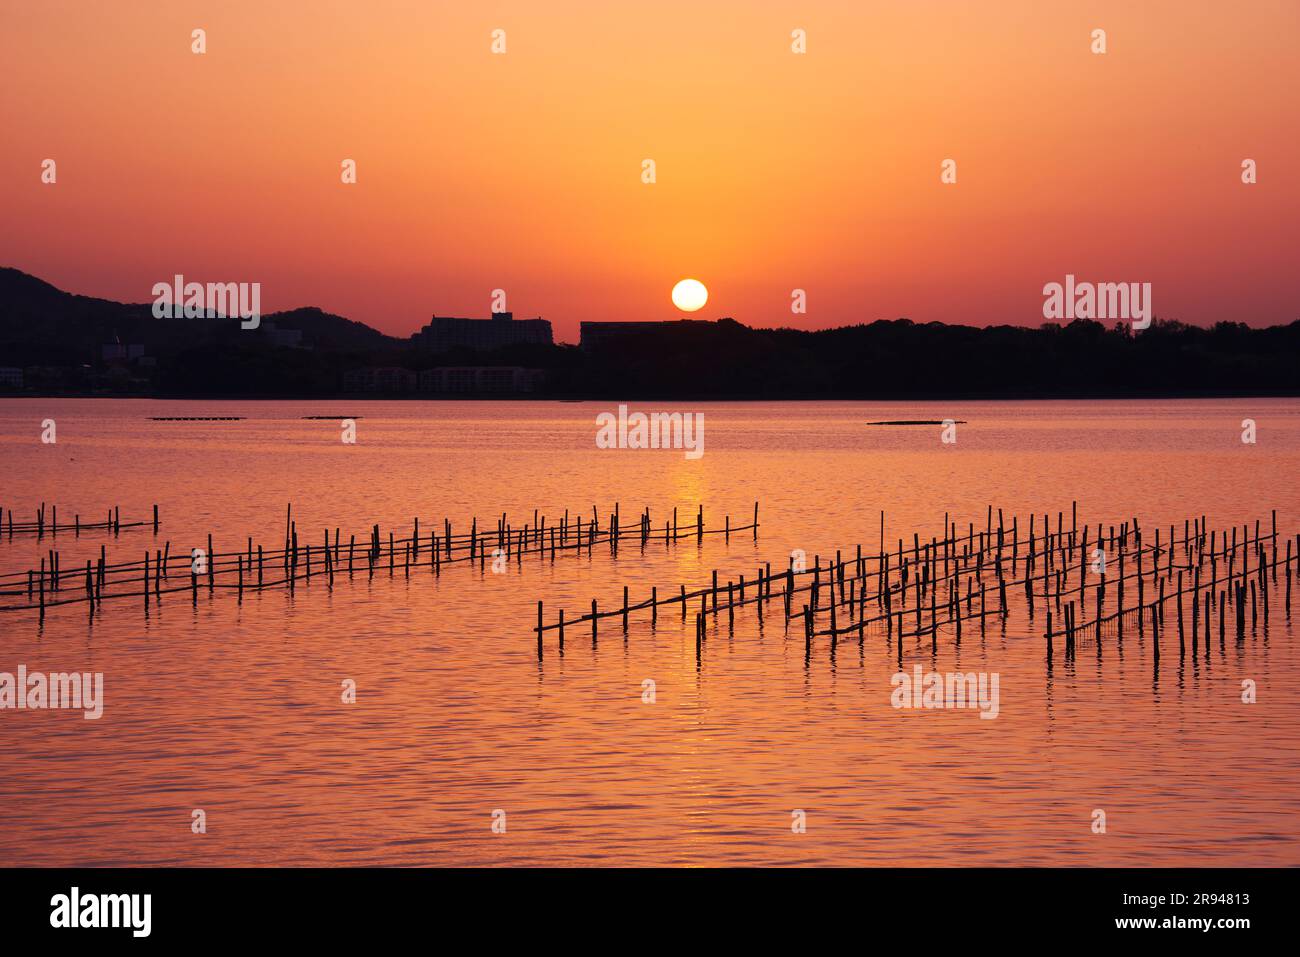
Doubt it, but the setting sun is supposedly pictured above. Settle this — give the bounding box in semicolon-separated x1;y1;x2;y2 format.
671;278;708;313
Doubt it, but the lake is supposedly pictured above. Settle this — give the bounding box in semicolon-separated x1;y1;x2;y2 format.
1;397;1297;865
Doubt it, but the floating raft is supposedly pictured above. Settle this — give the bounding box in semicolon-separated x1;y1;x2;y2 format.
867;420;967;426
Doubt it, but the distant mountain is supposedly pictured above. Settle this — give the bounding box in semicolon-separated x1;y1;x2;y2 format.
0;267;400;365
250;306;400;351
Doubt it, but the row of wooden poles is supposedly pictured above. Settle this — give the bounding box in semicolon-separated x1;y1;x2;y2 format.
1047;520;1287;664
0;503;160;539
0;501;758;621
532;504;1295;665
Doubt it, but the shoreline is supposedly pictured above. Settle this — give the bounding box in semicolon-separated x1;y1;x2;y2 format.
3;390;1300;402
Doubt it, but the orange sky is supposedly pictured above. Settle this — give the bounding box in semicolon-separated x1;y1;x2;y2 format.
2;0;1297;342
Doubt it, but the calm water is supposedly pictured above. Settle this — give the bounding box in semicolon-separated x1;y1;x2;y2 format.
1;398;1298;866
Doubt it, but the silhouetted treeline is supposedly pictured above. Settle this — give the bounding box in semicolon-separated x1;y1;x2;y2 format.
564;317;1300;398
2;268;1297;398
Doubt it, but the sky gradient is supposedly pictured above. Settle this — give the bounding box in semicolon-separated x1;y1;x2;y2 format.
2;0;1297;342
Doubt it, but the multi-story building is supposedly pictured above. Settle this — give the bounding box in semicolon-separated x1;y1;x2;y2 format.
412;312;552;353
342;367;417;393
418;367;545;394
259;321;305;349
101;343;147;362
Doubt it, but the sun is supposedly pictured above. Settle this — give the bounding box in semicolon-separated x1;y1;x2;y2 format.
671;278;708;312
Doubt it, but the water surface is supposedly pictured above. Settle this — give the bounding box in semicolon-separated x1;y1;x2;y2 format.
1;398;1297;865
